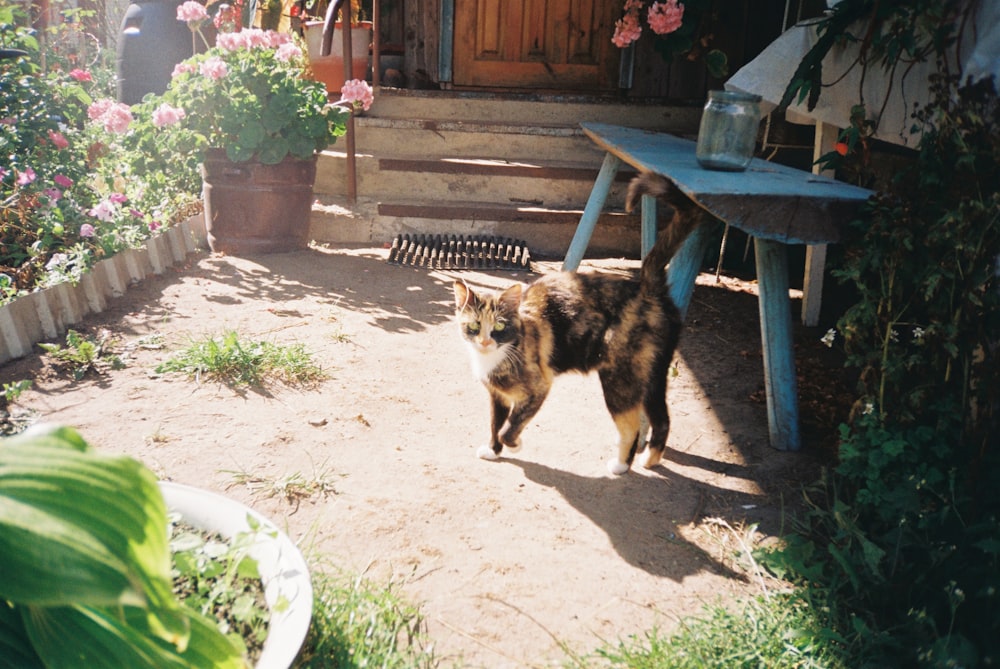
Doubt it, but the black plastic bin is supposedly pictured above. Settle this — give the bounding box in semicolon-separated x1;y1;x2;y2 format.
116;0;193;104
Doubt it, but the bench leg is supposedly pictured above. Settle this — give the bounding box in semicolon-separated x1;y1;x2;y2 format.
754;237;802;451
640;193;657;258
667;221;715;320
562;153;621;271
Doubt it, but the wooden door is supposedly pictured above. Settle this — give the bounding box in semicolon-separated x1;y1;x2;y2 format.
453;0;619;91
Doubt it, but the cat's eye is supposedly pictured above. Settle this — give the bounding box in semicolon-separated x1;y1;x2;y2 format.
466;322;481;334
493;322;506;332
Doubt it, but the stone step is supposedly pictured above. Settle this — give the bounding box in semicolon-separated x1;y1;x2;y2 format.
367;88;701;129
308;198;639;258
351;117;605;162
314;150;637;208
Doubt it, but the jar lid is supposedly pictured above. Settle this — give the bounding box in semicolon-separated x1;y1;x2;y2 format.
708;90;763;103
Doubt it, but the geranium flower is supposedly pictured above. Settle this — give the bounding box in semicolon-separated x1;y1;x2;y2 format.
176;1;208;23
340;79;374;112
200;56;228;80
647;0;684;35
43;187;62;202
79;223;96;237
69;68;92;82
172;62;197;77
54;174;73;188
152;103;187;127
109;193;128;204
88;99;133;134
612;8;643;47
275;43;302;62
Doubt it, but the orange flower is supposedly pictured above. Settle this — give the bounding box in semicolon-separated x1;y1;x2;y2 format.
835;142;849;156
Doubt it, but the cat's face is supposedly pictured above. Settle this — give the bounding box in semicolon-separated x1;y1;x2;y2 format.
453;281;522;379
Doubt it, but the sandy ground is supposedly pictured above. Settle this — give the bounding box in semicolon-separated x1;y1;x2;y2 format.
1;244;845;668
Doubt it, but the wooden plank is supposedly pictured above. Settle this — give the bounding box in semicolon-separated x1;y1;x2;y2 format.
581;122;872;245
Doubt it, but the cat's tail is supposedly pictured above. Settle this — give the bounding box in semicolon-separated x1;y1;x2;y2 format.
627;172;710;289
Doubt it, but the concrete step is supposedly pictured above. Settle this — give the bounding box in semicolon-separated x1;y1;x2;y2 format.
352;117;605;162
315;150;636;208
367;88;701;129
309;197;641;258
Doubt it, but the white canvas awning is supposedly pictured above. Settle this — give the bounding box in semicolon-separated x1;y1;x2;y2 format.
725;0;1000;148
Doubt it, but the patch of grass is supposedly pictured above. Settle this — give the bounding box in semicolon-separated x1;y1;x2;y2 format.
295;569;438;669
155;331;326;387
225;464;340;509
38;329;125;379
577;593;848;669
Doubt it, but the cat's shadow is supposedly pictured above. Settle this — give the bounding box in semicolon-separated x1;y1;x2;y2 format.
503;458;754;582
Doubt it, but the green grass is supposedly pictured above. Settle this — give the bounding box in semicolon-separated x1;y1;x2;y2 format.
577;593;849;669
294;569;438;669
155;331;326;387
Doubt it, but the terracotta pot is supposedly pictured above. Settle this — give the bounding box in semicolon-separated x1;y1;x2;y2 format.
201;150;317;255
303;20;371;94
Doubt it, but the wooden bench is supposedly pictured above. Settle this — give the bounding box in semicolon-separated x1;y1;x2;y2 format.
563;122;873;452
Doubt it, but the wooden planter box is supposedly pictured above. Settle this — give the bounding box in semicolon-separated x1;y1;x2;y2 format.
0;216;206;366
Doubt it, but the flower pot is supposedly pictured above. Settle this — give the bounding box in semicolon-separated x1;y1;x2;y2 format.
160;482;312;669
303;20;371;94
201;150;317;255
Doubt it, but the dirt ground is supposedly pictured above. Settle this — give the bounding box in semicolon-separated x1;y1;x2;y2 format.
0;243;848;668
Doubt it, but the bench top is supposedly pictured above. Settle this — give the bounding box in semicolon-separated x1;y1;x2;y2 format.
582;122;874;245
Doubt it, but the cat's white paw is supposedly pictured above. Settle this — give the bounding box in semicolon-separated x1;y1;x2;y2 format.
606;459;630;476
476;445;500;461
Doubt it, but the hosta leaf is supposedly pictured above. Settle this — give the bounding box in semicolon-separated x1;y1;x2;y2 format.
0;604;43;669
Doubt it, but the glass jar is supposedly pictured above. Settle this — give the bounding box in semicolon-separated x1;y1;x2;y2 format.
695;90;763;172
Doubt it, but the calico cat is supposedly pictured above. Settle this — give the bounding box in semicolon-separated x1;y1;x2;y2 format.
453;172;706;474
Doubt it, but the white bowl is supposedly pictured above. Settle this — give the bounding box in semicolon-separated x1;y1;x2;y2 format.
159;482;312;669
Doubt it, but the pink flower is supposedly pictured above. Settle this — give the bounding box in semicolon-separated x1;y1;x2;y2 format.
216;31;246;51
48;130;69;150
612;9;642;47
0;167;7;181
54;174;73;188
87;98;114;121
176;1;208;23
243;28;271;49
17;167;36;186
79;223;96;237
172;61;197;78
44;187;62;202
69;68;92;82
88;199;116;222
109;193;128;204
275;42;302;62
340;79;374;112
266;30;292;48
200;56;228;80
647;0;684;35
152;103;186;127
88;99;133;134
148;220;162;232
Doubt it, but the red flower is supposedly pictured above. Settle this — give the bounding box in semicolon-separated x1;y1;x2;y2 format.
69;68;92;82
834;142;849;156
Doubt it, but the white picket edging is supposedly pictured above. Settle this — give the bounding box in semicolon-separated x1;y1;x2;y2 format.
0;215;206;366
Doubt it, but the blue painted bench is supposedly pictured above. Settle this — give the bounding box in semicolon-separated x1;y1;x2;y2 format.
563;122;873;452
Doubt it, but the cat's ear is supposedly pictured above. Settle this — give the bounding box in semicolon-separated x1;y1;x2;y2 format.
498;283;523;311
453;280;474;310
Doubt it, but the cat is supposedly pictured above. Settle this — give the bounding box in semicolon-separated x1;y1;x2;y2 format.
453;172;707;475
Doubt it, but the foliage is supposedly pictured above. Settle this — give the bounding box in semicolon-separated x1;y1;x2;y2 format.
611;0;729;78
582;593;849;669
0;2;200;304
768;69;1000;666
0;424;245;668
170;516;273;663
778;0;973;113
295;568;437;669
37;328;125;380
157;15;350;164
155;331;326;387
